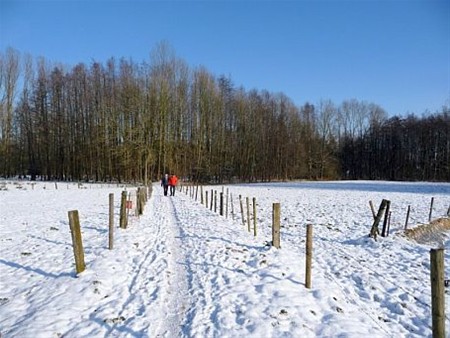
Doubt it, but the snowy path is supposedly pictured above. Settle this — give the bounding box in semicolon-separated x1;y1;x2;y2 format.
153;195;190;337
82;191;193;337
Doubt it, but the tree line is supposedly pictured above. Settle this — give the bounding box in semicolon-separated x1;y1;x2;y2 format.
1;45;449;183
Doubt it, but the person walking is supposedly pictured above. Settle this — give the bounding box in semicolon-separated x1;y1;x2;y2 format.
161;173;169;196
169;174;178;196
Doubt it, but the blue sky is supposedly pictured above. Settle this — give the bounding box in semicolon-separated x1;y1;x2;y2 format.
1;0;449;116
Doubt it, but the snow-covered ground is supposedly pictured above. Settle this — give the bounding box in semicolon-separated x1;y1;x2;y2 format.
1;180;450;338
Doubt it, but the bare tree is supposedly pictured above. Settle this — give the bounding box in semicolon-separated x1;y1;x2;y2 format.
0;48;20;177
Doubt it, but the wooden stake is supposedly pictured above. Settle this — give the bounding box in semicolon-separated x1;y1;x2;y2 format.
68;210;85;274
253;197;257;237
230;193;234;218
239;195;245;226
214;190;217;213
220;192;224;216
305;224;313;289
405;205;411;230
387;211;392;236
429;197;435;223
210;190;213;210
381;200;391;237
127;192;132;221
272;203;281;249
369;199;388;240
138;187;144;215
109;193;114;250
369;200;376;220
120;191;127;229
430;248;445;338
246;197;251;232
226;188;229;219
136;188;140;217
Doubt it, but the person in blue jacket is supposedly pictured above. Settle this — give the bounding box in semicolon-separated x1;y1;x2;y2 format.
161;173;169;196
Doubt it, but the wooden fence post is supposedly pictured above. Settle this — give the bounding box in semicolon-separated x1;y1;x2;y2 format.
220;192;224;216
369;200;376;220
127;192;132;220
405;205;411;230
205;191;208;208
430;248;445;338
214;190;217;213
226;188;229;219
246;197;251;232
230;193;234;219
120;190;127;229
253;197;257;237
429;197;435;223
68;210;85;274
138;187;145;215
239;195;245;226
387;211;392;236
369;199;388;240
272;203;281;249
381;200;391;237
136;188;140;217
305;224;313;289
210;190;213;210
201;186;204;205
109;193;114;250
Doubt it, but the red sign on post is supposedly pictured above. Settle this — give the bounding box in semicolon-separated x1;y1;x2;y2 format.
126;200;132;209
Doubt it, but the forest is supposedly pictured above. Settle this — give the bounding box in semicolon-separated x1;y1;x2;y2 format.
1;46;449;183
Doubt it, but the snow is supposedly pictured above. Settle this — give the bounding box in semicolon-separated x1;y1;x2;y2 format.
1;180;450;338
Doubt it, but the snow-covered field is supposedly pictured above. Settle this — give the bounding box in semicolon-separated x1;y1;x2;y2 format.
1;180;450;338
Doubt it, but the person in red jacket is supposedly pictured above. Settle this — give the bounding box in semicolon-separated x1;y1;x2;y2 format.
169;174;178;196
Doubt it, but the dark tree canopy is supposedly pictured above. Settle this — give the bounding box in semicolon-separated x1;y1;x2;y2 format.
0;46;449;183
